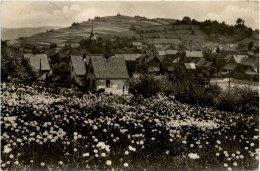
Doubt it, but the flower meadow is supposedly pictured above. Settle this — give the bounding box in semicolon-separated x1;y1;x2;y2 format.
1;82;259;170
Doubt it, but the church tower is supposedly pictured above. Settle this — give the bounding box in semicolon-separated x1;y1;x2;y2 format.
88;24;97;48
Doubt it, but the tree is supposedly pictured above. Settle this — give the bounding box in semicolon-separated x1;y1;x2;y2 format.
236;18;244;26
248;41;254;51
182;16;191;24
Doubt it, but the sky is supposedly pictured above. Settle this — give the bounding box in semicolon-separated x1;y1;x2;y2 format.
1;1;259;29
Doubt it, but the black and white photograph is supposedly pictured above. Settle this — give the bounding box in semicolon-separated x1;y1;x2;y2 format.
1;1;259;170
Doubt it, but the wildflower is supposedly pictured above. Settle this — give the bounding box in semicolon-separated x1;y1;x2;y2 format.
190;144;194;148
240;155;244;159
41;162;45;166
216;140;221;145
106;160;112;166
14;161;19;165
227;158;231;161
233;162;237;166
250;143;254;147
165;150;169;154
227;167;232;171
124;163;128;167
101;153;106;157
216;153;220;157
59;161;63;165
125;151;129;155
3;145;12;153
236;151;240;155
245;147;248;150
224;163;228;167
83;153;90;157
188;153;200;159
94;149;98;153
9;154;14;159
74;148;77;152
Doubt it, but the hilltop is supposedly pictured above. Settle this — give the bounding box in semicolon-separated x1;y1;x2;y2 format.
8;15;259;51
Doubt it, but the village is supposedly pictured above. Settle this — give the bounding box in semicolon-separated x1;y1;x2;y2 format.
19;23;259;95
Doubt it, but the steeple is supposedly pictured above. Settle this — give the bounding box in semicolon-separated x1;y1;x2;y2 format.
89;24;96;41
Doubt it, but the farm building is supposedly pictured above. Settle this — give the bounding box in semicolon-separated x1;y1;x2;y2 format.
185;50;203;62
67;55;88;86
144;55;162;73
25;53;51;80
114;54;143;62
233;64;258;80
227;54;248;64
86;56;129;95
132;42;142;49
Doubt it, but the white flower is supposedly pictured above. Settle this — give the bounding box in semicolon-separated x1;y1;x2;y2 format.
165;150;169;154
83;153;90;157
106;160;112;166
74;148;77;152
188;153;200;159
233;162;237;166
9;154;14;159
59;161;63;165
224;163;228;167
101;153;106;157
216;153;220;157
228;167;232;171
14;161;19;165
250;143;254;147
3;145;12;153
125;151;129;155
216;140;221;144
41;162;45;166
123;163;128;167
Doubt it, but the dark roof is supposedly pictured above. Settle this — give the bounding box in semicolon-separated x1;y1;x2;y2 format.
245;67;258;76
195;58;206;68
91;56;129;79
185;51;203;58
203;61;213;68
25;54;50;71
240;57;259;67
114;54;143;61
223;63;238;71
71;55;87;76
145;55;162;63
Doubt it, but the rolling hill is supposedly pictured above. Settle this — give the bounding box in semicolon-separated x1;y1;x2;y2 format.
1;26;62;41
7;15;259;51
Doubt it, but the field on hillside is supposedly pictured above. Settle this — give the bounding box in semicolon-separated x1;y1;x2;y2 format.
1;82;258;170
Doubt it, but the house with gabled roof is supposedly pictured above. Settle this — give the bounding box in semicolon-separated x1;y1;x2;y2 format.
67;55;88;86
25;53;51;80
86;56;129;95
132;42;143;50
185;50;204;62
144;55;162;73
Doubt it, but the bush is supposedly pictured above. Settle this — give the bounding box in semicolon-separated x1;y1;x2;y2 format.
215;87;259;114
129;74;161;98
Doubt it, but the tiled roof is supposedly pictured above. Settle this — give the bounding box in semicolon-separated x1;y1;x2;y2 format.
233;55;248;63
71;55;87;76
158;50;167;56
223;63;238;71
166;50;178;55
184;63;196;70
25;54;50;71
114;54;143;61
91;56;129;79
185;51;203;58
132;42;142;46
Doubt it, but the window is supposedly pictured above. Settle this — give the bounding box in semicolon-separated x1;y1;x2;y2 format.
106;80;110;88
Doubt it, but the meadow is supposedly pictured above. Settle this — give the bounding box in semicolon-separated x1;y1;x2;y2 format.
1;82;258;170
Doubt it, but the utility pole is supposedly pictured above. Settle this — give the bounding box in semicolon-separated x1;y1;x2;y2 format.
228;70;231;93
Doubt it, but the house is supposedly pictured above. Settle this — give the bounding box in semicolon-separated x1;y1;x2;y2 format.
144;55;162;73
114;54;143;62
184;63;196;70
67;55;87;86
185;50;203;62
195;58;213;69
221;63;238;77
25;53;51;80
227;54;248;64
240;56;259;73
86;56;129;95
132;42;142;50
233;64;258;80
